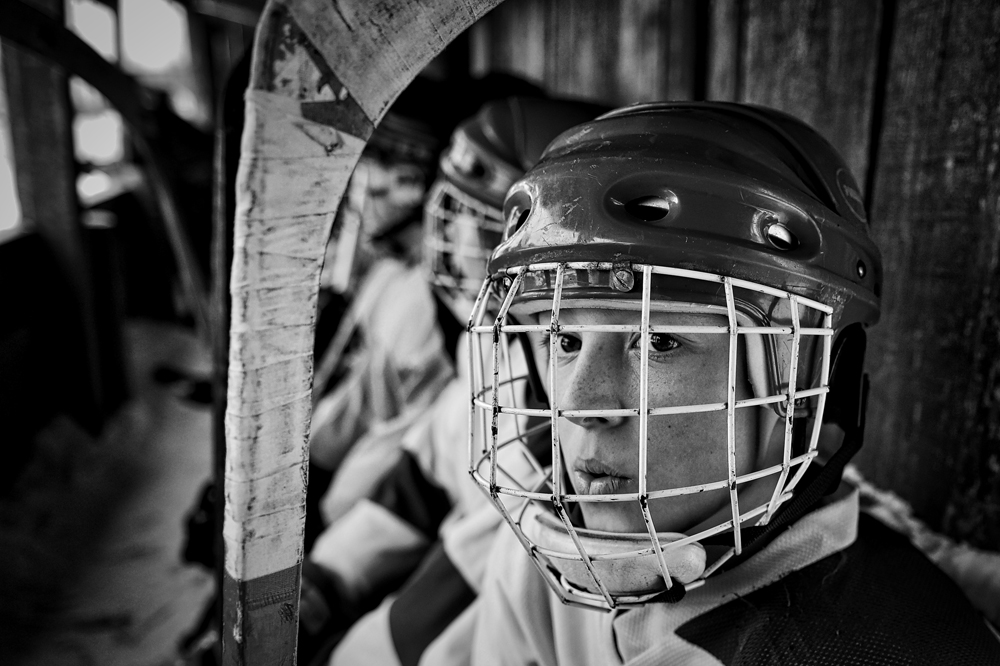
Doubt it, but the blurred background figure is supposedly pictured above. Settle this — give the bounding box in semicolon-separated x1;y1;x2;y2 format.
305;72;544;546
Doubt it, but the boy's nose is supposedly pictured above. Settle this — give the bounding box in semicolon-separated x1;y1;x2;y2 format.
557;343;628;429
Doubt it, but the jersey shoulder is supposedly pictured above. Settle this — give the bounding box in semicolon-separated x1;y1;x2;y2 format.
676;513;1000;665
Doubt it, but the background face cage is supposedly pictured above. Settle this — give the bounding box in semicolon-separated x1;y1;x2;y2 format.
423;179;505;300
468;261;835;610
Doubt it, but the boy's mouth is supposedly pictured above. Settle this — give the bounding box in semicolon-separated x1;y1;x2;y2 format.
573;458;632;495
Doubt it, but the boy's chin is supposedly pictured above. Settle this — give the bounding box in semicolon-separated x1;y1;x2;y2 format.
581;505;674;535
580;501;727;537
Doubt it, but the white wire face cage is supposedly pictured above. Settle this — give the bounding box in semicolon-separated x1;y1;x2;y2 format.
423;179;506;302
468;261;836;611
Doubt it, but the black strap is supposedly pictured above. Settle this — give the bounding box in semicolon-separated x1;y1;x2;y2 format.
389;542;477;666
371;450;454;540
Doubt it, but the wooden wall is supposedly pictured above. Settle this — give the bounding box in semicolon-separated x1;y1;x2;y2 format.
472;0;1000;549
470;0;704;104
864;0;999;549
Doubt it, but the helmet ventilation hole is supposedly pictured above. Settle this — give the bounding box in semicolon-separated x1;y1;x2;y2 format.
765;223;798;251
504;190;533;238
508;206;531;235
466;160;486;179
856;260;867;278
624;195;672;221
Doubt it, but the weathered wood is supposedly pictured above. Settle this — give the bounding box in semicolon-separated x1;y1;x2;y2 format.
709;0;1000;547
470;0;547;84
707;0;741;102
471;0;700;105
728;0;883;192
861;0;1000;548
224;0;501;662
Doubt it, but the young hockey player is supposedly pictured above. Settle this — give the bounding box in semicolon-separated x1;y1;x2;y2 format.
298;95;608;666
467;102;1000;665
307;74;544;536
306;75;459;543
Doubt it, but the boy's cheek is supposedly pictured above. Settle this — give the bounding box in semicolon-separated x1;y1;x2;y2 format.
528;334;551;380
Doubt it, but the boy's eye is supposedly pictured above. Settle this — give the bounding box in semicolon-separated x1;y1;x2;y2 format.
646;333;680;353
557;334;581;354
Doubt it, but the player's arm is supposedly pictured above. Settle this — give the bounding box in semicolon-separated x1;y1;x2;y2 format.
298;448;455;664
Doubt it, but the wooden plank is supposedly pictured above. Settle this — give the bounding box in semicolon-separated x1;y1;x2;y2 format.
707;0;741;101
223;0;501;662
471;0;700;105
711;0;1000;546
861;0;1000;548
665;0;698;101
471;0;547;84
737;0;883;192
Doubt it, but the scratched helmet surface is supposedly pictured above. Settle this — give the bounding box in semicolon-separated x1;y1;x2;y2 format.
468;102;882;610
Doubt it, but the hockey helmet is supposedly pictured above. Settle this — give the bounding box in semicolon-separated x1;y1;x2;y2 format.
468;102;882;610
424;96;610;304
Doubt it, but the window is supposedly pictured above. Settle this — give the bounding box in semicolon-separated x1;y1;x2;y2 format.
0;52;22;244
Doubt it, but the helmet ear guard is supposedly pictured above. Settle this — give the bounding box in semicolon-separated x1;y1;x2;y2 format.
821;323;869;439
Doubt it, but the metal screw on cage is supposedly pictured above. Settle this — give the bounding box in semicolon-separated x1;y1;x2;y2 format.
611;267;635;292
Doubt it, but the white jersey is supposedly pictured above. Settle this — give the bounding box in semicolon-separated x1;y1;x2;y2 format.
471;480;1000;666
321;333;536;665
471;487;861;666
310;256;454;515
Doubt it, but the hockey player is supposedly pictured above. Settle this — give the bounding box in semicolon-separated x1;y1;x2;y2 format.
467;102;1000;665
307;75;459;542
298;95;608;666
307;74;545;537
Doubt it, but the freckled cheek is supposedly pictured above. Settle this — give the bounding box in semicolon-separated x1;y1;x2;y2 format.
646;409;759;488
645;359;730;408
644;413;731;486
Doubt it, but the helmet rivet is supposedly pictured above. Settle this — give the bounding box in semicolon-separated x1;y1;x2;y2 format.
764;222;798;251
856;260;867;278
611;268;635;292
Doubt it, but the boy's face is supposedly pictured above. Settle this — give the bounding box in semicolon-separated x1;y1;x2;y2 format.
351;156;427;237
534;307;759;534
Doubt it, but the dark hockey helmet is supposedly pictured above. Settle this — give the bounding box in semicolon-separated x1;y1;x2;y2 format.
468;102;883;610
424;96;610;303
